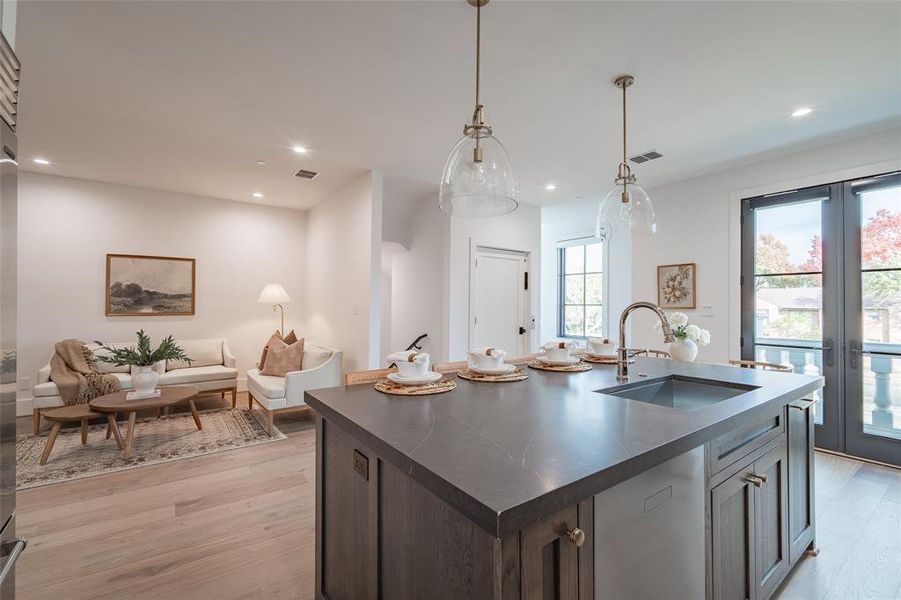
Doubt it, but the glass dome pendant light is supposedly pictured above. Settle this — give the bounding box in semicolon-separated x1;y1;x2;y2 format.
595;75;656;240
439;0;518;217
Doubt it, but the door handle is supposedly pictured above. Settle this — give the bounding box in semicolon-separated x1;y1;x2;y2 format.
518;327;526;335
742;475;764;488
822;338;834;368
0;538;27;587
848;341;861;370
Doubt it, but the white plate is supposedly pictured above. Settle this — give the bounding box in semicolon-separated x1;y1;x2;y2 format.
468;363;517;375
387;371;442;386
537;355;581;366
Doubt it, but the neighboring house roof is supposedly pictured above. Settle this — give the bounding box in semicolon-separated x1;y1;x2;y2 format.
757;286;901;310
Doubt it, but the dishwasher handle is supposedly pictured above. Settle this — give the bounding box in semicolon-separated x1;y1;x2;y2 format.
0;538;27;586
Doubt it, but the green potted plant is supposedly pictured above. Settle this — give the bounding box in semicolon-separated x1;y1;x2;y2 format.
95;330;191;396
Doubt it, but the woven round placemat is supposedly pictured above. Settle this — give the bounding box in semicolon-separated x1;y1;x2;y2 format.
374;377;457;396
581;354;617;364
456;366;528;383
527;360;593;373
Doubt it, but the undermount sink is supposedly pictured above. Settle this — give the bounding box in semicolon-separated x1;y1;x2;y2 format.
598;375;759;411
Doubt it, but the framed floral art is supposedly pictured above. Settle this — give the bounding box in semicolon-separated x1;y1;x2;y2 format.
657;263;696;309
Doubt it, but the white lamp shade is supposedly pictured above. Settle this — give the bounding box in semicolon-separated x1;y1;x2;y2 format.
257;283;290;305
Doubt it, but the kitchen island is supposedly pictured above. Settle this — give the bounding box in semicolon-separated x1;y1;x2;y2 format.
306;358;823;600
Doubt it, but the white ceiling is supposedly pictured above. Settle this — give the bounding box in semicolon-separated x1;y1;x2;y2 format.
16;1;901;211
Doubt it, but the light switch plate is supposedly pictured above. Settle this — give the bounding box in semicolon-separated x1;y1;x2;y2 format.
700;305;713;317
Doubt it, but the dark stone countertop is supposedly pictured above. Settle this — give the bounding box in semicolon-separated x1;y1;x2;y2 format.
305;358;823;538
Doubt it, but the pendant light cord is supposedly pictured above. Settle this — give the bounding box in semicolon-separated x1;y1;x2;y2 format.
621;81;627;167
475;3;481;109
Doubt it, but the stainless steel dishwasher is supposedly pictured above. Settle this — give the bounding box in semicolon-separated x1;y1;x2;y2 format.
594;446;706;599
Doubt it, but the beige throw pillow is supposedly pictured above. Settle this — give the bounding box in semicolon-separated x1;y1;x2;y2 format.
260;339;305;377
259;330;299;370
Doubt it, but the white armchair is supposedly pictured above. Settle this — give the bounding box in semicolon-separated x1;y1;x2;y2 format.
246;342;342;435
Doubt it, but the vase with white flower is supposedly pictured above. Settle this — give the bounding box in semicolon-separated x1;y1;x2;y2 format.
656;312;710;361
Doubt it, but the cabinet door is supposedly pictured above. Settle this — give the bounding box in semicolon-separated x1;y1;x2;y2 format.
752;443;789;600
521;505;580;600
787;400;816;564
711;470;757;600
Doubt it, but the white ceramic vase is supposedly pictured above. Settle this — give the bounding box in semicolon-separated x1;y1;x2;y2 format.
669;339;698;362
132;365;160;395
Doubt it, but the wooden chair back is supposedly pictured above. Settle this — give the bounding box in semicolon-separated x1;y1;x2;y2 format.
505;353;541;365
728;359;792;372
622;348;670;358
433;361;467;374
344;367;397;385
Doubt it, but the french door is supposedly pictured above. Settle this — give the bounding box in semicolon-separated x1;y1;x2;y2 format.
742;172;901;466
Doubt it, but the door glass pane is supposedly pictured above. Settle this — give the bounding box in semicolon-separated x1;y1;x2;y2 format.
755;200;823;274
858;184;901;443
860;185;901;270
754;274;823;342
753;199;825;427
860;354;901;441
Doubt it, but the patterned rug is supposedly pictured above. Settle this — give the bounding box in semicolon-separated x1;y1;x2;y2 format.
16;407;286;490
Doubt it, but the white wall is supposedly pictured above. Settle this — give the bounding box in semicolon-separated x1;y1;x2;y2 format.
631;128;901;362
447;205;541;360
303;171;382;372
17;172;307;401
539;201;632;346
387;198;450;362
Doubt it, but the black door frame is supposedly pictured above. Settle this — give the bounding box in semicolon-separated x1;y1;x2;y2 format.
741;184;843;453
843;172;901;465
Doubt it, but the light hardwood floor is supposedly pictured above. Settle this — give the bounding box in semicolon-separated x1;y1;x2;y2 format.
14;394;901;600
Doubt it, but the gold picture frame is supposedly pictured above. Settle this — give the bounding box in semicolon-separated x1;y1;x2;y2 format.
657;263;697;309
105;254;196;316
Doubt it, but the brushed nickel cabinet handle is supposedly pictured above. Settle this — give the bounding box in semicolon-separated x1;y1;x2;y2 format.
790;398;817;411
564;527;585;547
755;473;767;483
743;475;764;488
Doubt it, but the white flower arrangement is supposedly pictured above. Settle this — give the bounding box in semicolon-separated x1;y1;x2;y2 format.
655;312;711;346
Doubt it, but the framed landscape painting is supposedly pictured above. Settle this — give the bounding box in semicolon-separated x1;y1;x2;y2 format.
657;263;696;309
105;254;195;316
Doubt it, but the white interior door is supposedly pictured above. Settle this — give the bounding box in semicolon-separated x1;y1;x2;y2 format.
471;248;528;355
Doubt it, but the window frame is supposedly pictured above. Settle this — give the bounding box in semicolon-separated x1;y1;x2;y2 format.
557;237;606;339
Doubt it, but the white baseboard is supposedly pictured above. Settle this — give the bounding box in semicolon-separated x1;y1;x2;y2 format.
17;377;248;418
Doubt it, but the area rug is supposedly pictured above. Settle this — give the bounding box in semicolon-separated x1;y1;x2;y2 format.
16;407;286;490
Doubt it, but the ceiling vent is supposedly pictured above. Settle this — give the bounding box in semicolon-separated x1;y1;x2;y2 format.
629;150;663;164
294;169;318;180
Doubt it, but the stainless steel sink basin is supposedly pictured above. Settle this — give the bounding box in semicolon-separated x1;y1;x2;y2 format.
598;375;759;411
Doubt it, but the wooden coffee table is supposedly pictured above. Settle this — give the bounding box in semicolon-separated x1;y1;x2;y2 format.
90;386;201;461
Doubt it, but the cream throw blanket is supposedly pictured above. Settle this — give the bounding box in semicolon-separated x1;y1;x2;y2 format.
50;339;121;405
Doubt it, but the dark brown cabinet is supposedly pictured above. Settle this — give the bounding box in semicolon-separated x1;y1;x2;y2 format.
786;398;816;563
711;442;789;600
518;504;591;600
711;466;756;600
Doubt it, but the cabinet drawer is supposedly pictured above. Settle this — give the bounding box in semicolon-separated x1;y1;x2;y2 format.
707;406;785;476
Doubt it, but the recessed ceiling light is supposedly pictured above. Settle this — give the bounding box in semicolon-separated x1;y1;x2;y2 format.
791;107;813;118
292;146;307;154
252;192;264;198
256;160;267;166
545;183;557;191
33;157;50;165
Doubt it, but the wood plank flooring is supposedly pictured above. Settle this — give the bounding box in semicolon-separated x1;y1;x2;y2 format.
14;394;901;600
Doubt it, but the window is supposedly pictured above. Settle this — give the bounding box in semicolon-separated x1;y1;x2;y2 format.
558;240;604;338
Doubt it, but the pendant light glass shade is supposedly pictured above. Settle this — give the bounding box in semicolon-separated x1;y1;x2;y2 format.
439;130;518;217
595;182;656;241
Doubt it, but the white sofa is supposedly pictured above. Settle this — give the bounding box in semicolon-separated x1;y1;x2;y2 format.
246;342;342;435
32;338;238;435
